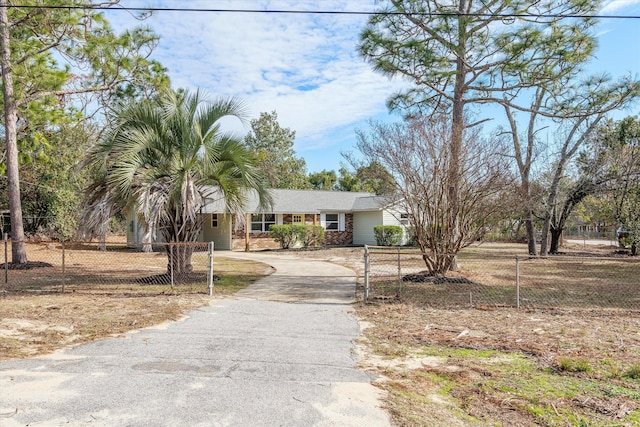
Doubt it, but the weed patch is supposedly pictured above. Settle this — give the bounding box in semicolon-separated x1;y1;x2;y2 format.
558;358;592;373
625;364;640;380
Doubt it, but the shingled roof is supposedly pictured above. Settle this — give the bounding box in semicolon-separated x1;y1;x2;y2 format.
201;188;391;214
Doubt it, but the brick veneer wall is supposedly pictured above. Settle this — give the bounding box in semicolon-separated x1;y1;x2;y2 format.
230;213;354;250
323;213;353;246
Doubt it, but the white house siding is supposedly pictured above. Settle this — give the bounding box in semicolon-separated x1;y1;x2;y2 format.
353;211;383;245
353;208;411;246
382;209;401;226
201;213;232;250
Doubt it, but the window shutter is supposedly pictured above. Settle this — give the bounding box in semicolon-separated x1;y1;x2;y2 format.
320;213;326;228
276;214;283;225
339;213;346;232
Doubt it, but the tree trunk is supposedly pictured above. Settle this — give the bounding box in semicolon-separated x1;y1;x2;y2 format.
505;91;538;257
549;227;563;254
524;209;537;256
539;175;563;257
163;215;202;277
167;244;194;275
539;214;551;256
447;2;468;272
550;178;595;256
514;220;522;240
540;156;568;256
0;2;27;264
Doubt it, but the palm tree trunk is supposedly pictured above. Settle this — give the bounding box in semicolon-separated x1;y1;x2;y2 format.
168;243;194;275
164;216;200;276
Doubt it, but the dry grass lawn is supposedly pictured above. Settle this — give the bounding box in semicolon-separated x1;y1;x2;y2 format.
0;241;273;360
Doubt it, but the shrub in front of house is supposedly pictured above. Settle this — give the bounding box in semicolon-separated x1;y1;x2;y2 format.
302;225;325;248
270;224;307;249
374;225;403;246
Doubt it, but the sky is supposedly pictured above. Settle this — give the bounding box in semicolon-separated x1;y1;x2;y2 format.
108;0;640;174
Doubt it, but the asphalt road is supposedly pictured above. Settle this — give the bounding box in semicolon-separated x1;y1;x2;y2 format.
0;252;390;427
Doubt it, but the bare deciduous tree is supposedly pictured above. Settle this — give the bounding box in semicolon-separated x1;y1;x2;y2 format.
356;115;513;275
504;78;639;256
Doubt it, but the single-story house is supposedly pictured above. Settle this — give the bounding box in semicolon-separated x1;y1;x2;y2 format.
127;188;411;250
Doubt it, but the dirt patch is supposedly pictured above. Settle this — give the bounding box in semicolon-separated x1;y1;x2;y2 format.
135;272;217;285
357;303;640;364
0;293;211;359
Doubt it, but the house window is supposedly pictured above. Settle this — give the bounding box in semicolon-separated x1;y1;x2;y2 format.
400;213;412;226
251;213;276;232
292;214;303;224
211;214;218;228
325;213;339;230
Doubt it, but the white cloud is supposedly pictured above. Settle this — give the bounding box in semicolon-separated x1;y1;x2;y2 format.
112;0;639;172
110;0;403;163
600;0;640;14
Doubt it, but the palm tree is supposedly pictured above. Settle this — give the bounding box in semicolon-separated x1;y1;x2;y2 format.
81;88;271;275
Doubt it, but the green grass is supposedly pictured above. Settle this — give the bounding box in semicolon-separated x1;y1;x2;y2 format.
377;344;640;426
624;364;640;380
558;358;592;373
417;346;502;359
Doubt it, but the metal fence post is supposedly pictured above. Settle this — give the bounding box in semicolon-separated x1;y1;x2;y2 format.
4;233;7;285
170;242;174;288
397;246;402;293
364;245;370;301
516;254;520;309
208;242;214;296
61;239;66;293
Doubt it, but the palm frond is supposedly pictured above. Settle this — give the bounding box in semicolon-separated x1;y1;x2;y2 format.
81;87;272;248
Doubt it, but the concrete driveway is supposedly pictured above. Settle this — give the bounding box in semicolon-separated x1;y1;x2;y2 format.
0;251;390;427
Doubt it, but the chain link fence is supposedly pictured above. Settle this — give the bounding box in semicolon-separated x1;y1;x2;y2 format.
2;238;216;295
363;245;640;309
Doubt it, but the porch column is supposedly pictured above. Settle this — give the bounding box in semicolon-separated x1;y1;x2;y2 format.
245;213;250;252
